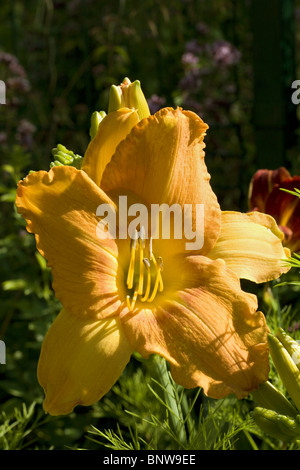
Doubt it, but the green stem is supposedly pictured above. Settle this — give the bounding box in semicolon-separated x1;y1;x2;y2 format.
243;429;259;450
151;355;187;446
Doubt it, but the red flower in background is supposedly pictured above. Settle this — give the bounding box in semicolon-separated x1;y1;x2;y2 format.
248;167;300;252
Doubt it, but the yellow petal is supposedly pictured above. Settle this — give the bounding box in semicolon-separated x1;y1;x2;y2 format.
207;211;290;283
38;309;133;415
101;107;221;255
81;107;139;187
120;256;269;399
15;166;125;319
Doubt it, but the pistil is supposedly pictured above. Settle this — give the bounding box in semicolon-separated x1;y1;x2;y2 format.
138;227;145;295
126;230;138;289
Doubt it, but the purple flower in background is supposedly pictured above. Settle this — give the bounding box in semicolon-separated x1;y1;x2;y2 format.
16;120;36;149
182;52;199;67
6;77;31;93
288;322;300;333
211;40;241;67
0;52;27;78
0;51;31;106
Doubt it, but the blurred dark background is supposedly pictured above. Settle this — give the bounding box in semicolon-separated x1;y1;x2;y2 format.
1;0;300;450
1;0;300;210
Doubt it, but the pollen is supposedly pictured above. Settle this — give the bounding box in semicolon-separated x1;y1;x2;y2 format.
126;229;163;311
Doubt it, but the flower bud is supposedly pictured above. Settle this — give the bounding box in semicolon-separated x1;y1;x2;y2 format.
276;328;300;371
268;333;300;412
252;407;300;442
50;144;82;169
89;111;106;140
108;77;150;120
252;380;298;417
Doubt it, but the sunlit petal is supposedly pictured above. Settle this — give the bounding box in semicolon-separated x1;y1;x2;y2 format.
101;107;221;255
38;309;133;416
120;256;269;399
207;211;290;283
81;107;139;187
15;166;125;319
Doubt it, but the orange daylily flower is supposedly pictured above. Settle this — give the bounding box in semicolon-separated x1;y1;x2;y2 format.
248;167;300;252
16;106;290;416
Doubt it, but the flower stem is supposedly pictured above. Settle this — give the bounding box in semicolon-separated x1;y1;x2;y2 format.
151;355;187;446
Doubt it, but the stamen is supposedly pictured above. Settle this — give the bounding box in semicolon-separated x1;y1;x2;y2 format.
126;287;139;311
139;226;146;248
151;251;164;292
157;257;164;292
147;256;163;303
141;258;151;302
149;237;153;259
126;231;164;309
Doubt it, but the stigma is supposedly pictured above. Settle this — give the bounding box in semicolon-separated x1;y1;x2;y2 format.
126;229;164;311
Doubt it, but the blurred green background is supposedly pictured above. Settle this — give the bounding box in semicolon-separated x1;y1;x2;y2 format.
1;0;300;450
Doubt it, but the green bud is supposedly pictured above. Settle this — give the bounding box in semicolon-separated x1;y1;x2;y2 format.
126;79;150;120
50;144;82;169
251;380;298;418
108;77;150;120
276;328;300;371
89;110;106;140
108;84;123;114
252;407;300;442
268;334;300;412
54;151;73;164
50;160;63;168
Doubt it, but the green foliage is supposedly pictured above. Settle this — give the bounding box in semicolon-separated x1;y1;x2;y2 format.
86;358;255;451
1;140;300;451
1;0;300;452
0;402;50;450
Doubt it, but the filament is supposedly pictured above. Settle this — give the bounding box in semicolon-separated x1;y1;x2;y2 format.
141;258;151;302
147;256;163;303
126;287;139;311
126;231;164;311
